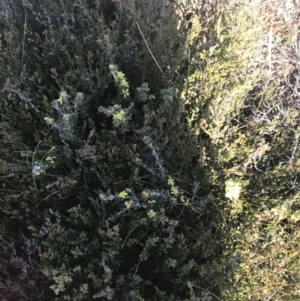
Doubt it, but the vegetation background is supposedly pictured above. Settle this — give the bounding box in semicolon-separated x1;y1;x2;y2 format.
0;0;299;300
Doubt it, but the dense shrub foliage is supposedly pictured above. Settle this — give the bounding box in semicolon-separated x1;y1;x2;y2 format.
0;0;299;300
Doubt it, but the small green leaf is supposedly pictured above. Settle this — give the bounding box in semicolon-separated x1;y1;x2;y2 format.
119;190;128;199
171;186;179;197
147;209;156;218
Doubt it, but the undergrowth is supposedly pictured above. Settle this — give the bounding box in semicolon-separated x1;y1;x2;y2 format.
0;0;299;300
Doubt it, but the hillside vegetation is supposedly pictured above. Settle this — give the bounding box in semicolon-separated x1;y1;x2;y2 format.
0;0;299;300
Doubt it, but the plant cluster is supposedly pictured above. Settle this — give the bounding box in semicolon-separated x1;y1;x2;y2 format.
0;0;300;300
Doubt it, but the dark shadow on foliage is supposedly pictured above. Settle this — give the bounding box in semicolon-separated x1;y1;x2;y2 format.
0;1;234;300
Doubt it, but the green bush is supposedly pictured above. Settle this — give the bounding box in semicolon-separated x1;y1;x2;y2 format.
180;0;300;300
0;0;226;300
1;0;300;300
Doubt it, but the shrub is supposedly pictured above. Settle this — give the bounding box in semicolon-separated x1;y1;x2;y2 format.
1;0;299;300
0;0;226;300
180;0;300;299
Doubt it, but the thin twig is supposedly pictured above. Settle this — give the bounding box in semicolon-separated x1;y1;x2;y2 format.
22;13;27;67
142;135;165;179
268;25;273;73
135;21;170;85
8;88;39;112
289;132;300;166
266;291;277;301
133;260;141;278
9;0;17;14
122;224;140;248
36;190;61;208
